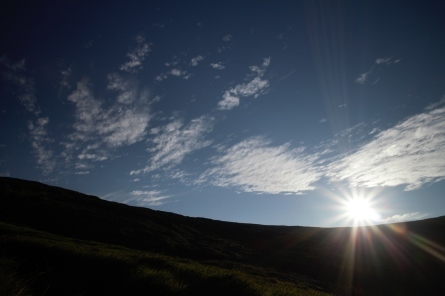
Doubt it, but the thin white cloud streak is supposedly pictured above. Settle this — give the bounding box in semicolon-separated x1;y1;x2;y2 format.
77;153;107;161
75;171;90;175
355;57;400;84
130;190;171;206
28;117;56;175
380;212;428;224
101;190;170;206
130;116;214;175
375;57;400;65
200;137;322;194
120;35;151;72
217;57;270;110
1;57;56;174
375;57;392;64
0;57;40;115
426;96;445;110
327;105;445;191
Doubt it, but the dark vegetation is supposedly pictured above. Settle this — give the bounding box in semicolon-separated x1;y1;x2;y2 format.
1;177;444;295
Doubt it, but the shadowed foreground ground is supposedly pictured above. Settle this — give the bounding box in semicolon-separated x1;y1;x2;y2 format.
1;177;444;295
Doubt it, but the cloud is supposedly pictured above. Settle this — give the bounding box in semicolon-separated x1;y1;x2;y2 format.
375;57;392;64
222;34;232;41
60;67;72;89
77;153;107;161
75;171;90;175
327;104;445;190
425;96;445;110
67;79;151;148
153;23;165;29
120;35;151;72
170;69;186;76
217;58;270;110
130;116;214;175
28;117;56;175
200;137;322;194
233;77;269;97
190;55;204;66
355;57;400;84
63;78;152;172
155;68;189;81
107;73;137;104
355;72;369;84
380;212;428;224
129;190;171;206
210;62;225;70
218;92;240;110
0;57;40;114
155;74;167;81
1;57;57;174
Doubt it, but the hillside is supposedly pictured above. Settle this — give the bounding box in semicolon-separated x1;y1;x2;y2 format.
1;177;444;295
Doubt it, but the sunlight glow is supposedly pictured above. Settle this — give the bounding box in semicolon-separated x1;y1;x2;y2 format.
321;186;383;227
345;197;380;224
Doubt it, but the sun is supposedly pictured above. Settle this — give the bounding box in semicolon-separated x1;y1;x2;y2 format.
322;187;383;226
344;197;380;225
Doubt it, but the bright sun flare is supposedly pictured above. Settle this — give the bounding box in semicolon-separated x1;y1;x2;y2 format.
345;198;379;224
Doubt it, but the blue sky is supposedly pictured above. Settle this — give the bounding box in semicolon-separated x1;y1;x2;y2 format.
1;0;445;226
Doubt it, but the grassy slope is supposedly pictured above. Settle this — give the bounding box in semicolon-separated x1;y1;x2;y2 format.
1;177;444;295
1;222;327;296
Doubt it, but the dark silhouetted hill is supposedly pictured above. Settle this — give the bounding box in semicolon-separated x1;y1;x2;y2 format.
1;177;444;295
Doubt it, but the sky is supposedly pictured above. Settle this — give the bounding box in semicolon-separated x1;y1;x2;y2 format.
1;0;445;227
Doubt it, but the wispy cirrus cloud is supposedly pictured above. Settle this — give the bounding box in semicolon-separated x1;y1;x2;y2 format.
120;35;151;72
355;57;400;84
28;117;56;175
375;57;392;64
130;115;214;175
375;57;400;65
327;104;445;191
355;71;370;84
67;78;152;148
1;57;56;174
129;190;171;206
380;212;428;224
0;57;40;115
75;171;90;175
64;77;153;172
199;136;322;194
107;73;135;104
101;190;171;206
217;57;271;110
